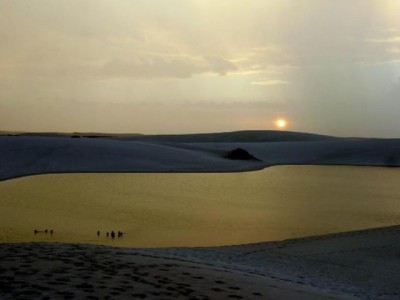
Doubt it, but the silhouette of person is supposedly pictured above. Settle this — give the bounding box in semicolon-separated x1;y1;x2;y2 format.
97;230;100;237
111;231;115;239
106;232;109;237
50;229;53;235
34;229;38;235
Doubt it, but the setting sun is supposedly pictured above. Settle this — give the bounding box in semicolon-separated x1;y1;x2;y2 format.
275;119;287;129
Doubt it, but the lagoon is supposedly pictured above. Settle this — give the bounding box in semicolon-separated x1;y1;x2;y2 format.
1;166;399;247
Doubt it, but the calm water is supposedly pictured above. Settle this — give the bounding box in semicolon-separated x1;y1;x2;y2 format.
1;166;400;247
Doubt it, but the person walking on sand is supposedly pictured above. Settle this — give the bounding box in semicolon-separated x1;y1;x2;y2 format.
50;229;53;235
111;231;115;239
34;229;38;235
97;230;100;237
106;232;109;237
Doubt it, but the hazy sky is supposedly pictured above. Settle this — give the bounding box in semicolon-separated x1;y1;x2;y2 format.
1;1;400;136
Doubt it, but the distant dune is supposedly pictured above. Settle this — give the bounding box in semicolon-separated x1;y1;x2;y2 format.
0;130;399;180
0;131;143;138
0;130;333;142
122;130;339;143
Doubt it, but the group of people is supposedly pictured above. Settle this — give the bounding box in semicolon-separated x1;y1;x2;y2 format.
33;229;53;235
97;230;125;239
32;229;126;239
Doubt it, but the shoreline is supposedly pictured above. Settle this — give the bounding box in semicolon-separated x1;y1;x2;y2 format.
0;162;398;183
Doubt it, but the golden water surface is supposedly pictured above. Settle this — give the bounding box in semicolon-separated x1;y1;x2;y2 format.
1;166;400;247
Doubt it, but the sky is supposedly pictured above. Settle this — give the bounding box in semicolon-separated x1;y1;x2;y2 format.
1;0;400;137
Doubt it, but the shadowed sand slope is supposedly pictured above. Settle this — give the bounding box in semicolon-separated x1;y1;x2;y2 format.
2;226;400;299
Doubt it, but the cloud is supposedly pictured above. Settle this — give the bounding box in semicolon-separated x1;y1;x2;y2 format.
101;57;202;79
203;56;237;75
251;80;290;86
0;55;238;80
235;47;296;74
98;56;237;79
1;1;400;80
388;47;400;54
367;36;400;44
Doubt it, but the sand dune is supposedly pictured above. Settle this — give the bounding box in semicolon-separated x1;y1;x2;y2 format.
1;131;400;180
1;243;337;300
2;225;400;299
121;130;339;143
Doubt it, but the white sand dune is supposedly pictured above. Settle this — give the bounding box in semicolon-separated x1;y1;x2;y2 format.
150;225;400;299
1;225;399;299
1;131;400;180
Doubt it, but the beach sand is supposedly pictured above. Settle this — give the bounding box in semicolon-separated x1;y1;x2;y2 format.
2;225;400;299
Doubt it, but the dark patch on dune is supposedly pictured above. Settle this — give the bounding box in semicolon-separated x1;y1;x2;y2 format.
224;148;261;161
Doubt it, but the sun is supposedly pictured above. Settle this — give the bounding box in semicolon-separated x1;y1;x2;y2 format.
275;119;287;129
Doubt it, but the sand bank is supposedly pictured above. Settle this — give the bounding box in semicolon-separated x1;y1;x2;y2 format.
2;225;400;299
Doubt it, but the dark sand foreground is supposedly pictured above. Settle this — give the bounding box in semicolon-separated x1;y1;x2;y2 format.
0;244;336;300
2;226;400;299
